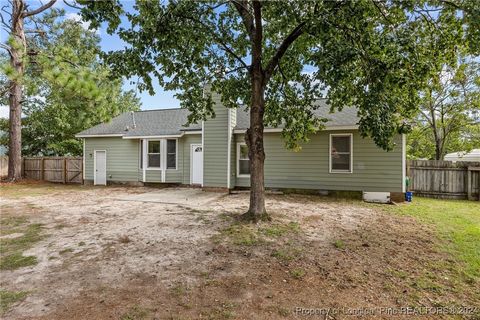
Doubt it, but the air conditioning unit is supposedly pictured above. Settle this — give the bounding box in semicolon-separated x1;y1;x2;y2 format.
362;192;391;204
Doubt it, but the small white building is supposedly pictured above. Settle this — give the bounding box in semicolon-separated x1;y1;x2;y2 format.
444;149;480;162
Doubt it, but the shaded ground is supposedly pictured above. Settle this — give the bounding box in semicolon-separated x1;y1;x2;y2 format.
0;182;478;319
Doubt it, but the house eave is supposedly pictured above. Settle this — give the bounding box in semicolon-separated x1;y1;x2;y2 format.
122;134;185;139
75;134;125;138
232;125;359;134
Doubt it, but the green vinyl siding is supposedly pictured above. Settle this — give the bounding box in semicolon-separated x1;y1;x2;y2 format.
203;92;229;187
234;131;403;192
84;137;139;182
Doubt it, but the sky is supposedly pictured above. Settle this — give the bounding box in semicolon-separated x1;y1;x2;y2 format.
0;0;181;119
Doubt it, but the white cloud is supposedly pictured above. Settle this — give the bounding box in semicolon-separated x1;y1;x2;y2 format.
65;12;100;35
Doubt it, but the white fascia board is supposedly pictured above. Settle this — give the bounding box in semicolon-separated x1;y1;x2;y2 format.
122;134;184;139
232;125;359;134
75;134;124;138
182;130;202;135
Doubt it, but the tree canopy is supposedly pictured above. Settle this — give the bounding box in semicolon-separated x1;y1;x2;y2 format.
0;12;141;156
80;0;478;150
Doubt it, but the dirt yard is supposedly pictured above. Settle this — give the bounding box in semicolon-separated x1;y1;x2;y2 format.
0;182;478;319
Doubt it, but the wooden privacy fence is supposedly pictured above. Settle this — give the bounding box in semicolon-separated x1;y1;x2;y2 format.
22;157;83;184
408;160;480;200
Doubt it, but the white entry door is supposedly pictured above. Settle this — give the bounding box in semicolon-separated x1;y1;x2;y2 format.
191;144;203;185
94;150;107;185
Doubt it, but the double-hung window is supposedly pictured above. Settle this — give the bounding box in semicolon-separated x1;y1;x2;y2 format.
148;141;161;168
330;134;353;173
167;139;177;169
237;143;250;176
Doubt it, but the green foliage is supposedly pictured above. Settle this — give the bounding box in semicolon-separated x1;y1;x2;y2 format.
1;14;140;156
79;1;478;150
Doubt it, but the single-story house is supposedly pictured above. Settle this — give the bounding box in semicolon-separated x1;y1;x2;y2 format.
444;149;480;162
76;91;406;196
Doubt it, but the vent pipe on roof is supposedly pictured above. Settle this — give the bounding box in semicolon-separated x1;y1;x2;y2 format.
131;111;136;129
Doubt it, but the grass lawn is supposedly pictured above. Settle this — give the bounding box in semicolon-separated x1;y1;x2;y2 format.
383;197;480;280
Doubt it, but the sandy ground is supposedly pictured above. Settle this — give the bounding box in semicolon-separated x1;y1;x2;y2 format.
0;185;477;319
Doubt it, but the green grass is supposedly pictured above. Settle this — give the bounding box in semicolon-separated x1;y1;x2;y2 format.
289;268;306;279
0;290;28;313
384;198;480;279
0;216;44;270
333;239;346;250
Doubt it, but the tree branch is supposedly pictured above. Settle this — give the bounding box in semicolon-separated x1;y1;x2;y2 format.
230;0;254;40
264;21;306;82
23;0;56;18
0;43;12;56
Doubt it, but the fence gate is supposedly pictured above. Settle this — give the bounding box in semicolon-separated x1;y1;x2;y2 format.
22;157;83;184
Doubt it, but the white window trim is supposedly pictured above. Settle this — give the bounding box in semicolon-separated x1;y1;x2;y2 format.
237;142;250;178
166;138;178;170
329;133;353;174
147;140;162;170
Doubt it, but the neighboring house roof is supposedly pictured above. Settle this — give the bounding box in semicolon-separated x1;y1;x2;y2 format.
444;149;480;162
76;100;359;138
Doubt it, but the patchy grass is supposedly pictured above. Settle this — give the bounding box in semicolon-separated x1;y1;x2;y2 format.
0;289;28;314
0;182;86;199
333;239;346;250
59;248;73;255
120;305;150;320
217;220;301;247
382;198;480;279
0;216;44;270
271;246;303;263
289;268;306;279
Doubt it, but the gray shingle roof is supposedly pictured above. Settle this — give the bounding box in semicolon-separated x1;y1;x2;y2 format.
76;100;359;137
235;100;359;130
76;108;201;137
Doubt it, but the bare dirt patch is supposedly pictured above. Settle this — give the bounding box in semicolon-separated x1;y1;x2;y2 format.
0;183;477;319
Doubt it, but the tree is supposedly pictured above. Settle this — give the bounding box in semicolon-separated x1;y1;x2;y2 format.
410;60;480;160
0;18;141;156
79;0;479;220
1;0;57;180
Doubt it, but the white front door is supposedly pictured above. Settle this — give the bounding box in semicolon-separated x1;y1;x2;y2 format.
94;150;107;185
191;144;203;185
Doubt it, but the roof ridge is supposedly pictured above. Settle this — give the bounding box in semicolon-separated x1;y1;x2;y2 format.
135;107;184;113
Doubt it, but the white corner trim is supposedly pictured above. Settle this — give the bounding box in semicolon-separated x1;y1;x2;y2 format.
402;133;406;193
227;109;231;189
82;139;85;181
329;133;353;174
236;142;250;178
142;139;147;182
75;134;124;138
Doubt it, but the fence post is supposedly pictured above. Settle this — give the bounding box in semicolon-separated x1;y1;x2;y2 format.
467;168;472;201
41;158;45;181
63;158;67;184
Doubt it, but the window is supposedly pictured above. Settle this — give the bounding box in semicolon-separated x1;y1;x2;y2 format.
237;143;250;176
330;134;352;173
167;139;177;169
148;140;161;168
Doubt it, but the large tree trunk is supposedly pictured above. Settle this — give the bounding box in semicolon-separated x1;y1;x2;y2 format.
8;0;26;181
243;69;269;221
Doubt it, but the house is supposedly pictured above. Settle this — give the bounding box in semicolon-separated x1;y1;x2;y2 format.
76;91;406;197
444;149;480;162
